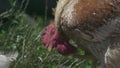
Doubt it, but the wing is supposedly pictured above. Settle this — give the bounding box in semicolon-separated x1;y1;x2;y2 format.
55;0;119;42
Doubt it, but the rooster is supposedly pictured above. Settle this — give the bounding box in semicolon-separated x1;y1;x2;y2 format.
42;0;120;68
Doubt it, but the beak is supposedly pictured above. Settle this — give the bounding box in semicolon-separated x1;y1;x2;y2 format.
48;44;53;52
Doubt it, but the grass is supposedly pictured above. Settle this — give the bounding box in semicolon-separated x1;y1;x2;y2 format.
0;13;101;68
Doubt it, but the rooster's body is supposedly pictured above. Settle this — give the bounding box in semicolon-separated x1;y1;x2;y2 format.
54;0;120;68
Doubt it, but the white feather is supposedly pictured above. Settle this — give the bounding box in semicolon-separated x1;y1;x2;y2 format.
0;51;18;68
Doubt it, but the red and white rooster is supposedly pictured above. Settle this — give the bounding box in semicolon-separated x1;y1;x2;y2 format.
42;0;120;68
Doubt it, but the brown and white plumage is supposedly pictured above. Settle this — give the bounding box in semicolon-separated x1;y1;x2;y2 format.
55;0;120;68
